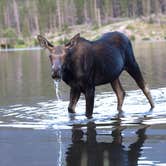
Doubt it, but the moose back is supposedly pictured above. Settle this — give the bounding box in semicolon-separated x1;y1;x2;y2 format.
38;32;154;118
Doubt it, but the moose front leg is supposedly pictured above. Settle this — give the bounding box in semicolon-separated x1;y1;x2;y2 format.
85;87;95;118
68;88;81;113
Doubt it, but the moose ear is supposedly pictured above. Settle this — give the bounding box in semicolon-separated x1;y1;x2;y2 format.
72;33;80;41
37;35;54;51
65;33;80;48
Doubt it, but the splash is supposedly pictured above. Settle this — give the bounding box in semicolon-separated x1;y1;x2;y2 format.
53;80;61;101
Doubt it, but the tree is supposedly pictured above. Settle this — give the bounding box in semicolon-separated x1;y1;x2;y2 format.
13;0;21;36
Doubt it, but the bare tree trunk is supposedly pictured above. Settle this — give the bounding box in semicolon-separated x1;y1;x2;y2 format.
70;0;77;26
97;8;101;27
33;1;40;34
61;5;64;28
113;0;122;17
4;2;11;28
160;0;166;14
13;0;21;36
147;0;151;16
94;0;98;23
84;0;88;24
155;0;161;24
57;0;62;31
94;0;101;27
25;0;31;36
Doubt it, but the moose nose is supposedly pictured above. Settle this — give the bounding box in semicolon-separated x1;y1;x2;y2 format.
51;71;56;79
51;69;61;79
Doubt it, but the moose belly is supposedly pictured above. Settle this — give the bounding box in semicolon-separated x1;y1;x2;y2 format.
94;56;124;85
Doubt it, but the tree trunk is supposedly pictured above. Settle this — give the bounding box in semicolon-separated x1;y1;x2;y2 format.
84;0;88;24
57;0;62;31
13;0;21;36
33;1;40;34
4;2;11;28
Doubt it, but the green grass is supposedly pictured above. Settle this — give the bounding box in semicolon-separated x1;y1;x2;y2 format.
142;37;150;41
126;24;135;30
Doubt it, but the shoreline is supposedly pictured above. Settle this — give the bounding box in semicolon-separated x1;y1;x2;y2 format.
1;18;166;50
0;40;166;52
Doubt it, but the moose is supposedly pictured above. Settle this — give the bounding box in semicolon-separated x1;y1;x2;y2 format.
37;32;154;118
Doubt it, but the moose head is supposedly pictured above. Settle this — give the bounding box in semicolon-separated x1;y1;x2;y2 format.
37;34;80;80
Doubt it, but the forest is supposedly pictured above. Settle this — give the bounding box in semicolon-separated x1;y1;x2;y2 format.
0;0;166;48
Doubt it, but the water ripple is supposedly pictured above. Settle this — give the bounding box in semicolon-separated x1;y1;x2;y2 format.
0;88;165;130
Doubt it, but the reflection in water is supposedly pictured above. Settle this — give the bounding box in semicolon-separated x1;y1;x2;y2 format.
66;121;148;166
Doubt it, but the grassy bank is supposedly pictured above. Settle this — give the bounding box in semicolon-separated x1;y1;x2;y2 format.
1;16;166;49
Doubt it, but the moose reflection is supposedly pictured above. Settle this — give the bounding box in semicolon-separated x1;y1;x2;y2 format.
66;122;148;166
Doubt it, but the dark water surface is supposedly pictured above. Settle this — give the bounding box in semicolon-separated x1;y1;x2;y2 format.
0;42;166;166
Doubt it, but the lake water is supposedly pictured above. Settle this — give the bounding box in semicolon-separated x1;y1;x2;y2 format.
0;42;166;166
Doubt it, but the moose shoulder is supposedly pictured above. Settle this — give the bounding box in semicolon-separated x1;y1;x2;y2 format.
38;32;154;118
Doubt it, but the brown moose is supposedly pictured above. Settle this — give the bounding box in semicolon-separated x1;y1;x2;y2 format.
37;32;154;118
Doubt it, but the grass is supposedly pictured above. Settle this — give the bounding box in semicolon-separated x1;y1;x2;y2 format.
142;37;150;41
130;35;136;41
126;24;135;30
1;16;166;49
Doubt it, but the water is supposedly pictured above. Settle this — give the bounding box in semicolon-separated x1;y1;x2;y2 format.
53;80;61;101
0;42;166;166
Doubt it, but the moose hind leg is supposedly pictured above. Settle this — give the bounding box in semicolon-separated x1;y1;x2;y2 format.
126;63;154;109
111;78;125;111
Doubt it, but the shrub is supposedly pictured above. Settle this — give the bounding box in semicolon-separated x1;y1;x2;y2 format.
92;24;99;30
126;24;135;30
57;37;69;45
2;28;17;38
142;37;150;40
130;35;135;41
62;24;70;33
16;38;25;45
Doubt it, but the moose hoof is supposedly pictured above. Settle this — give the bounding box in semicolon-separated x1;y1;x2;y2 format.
151;104;155;109
86;113;93;119
68;107;75;113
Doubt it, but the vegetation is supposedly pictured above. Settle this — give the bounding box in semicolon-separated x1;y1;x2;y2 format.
0;0;166;48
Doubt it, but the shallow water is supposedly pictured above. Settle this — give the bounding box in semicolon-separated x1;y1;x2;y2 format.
0;42;166;166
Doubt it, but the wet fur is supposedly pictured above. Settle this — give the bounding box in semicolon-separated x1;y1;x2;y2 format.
62;32;154;118
38;32;154;118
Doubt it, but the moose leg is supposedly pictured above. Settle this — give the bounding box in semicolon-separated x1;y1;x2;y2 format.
85;87;95;118
111;78;125;111
68;88;81;113
126;63;154;109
